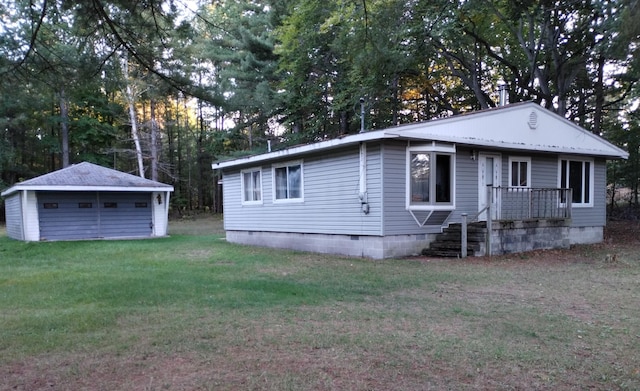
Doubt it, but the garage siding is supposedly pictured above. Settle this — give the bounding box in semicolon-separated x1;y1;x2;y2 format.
4;194;24;240
38;191;152;240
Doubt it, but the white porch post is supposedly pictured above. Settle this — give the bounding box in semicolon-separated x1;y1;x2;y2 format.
486;186;493;256
461;213;468;258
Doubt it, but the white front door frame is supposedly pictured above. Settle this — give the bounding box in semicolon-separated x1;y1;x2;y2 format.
478;152;502;221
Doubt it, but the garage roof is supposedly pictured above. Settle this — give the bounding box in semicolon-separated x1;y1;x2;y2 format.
1;162;174;197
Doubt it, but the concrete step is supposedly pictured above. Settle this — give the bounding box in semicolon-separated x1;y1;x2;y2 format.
427;238;482;250
443;224;487;234
421;248;475;258
434;233;486;242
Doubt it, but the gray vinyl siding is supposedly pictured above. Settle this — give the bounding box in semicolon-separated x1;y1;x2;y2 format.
4;194;24;240
380;141;410;235
381;141;465;235
450;147;478;220
570;158;607;227
222;145;383;236
509;153;606;227
38;191;152;240
222;141;608;238
529;154;558;188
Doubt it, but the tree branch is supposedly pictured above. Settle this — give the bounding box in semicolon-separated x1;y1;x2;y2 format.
90;0;222;105
0;0;48;76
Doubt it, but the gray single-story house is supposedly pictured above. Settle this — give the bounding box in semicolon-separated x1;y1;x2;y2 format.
1;162;174;241
212;102;628;259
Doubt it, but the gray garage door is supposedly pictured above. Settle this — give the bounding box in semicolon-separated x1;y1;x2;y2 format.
38;191;152;240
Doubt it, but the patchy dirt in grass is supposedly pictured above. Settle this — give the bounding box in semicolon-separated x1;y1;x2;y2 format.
1;220;639;390
0;346;594;391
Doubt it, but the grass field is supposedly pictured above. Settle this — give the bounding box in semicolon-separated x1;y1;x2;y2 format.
0;216;639;390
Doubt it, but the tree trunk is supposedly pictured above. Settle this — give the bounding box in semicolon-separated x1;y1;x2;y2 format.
59;87;70;168
392;76;400;126
593;56;605;134
150;99;159;181
122;59;145;178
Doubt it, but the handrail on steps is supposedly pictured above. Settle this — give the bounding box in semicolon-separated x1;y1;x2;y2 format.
461;187;493;258
460;187;572;258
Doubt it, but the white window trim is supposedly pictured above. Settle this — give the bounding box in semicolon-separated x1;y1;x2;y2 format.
240;168;263;205
405;144;456;211
272;160;304;203
558;156;594;208
508;157;532;188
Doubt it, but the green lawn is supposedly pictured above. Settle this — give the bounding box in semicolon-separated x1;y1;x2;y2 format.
0;217;639;390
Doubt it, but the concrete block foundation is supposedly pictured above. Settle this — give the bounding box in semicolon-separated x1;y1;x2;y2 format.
225;230;436;259
489;219;571;256
567;226;603;245
225;222;604;259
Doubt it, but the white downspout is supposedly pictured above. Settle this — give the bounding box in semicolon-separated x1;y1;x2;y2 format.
164;191;171;235
21;190;28;241
359;143;369;214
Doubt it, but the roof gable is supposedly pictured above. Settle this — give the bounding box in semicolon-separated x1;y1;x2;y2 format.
388;102;628;158
2;162;173;197
212;102;628;170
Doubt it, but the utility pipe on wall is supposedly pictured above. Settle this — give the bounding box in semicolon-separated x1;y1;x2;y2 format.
359;142;369;214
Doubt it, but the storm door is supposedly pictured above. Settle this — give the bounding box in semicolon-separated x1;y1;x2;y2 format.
478;153;501;220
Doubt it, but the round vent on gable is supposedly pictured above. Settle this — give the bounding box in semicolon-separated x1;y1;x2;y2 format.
528;111;538;129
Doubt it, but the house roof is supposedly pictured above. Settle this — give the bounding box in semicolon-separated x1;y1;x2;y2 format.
1;162;174;197
212;102;628;170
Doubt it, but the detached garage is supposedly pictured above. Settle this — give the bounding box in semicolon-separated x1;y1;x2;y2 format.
1;162;174;241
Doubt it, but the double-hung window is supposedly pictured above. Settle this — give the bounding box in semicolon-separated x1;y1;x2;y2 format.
509;157;531;188
407;145;455;210
241;169;262;204
273;161;303;202
559;157;593;207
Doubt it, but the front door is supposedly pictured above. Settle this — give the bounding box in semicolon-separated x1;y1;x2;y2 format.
478;153;501;220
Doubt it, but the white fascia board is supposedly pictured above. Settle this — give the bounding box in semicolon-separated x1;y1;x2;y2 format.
212;130;399;170
1;187;19;197
391;130;628;158
2;185;174;197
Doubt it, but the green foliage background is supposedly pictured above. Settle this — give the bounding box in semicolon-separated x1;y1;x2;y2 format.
0;0;638;212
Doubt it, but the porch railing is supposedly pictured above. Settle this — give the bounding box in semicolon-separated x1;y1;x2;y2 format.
461;187;572;258
493;187;572;220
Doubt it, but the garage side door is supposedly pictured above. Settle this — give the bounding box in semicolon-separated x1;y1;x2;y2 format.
38;192;99;240
99;192;152;238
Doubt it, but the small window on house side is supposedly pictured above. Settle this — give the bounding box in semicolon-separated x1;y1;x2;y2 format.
273;161;303;202
43;203;58;209
78;202;93;208
103;202;117;208
509;157;531;188
241;169;263;204
559;157;593;207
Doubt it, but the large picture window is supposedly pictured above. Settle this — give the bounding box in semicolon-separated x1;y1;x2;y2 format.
407;145;455;210
509;157;531;188
273;161;303;202
241;169;262;204
559;158;593;206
